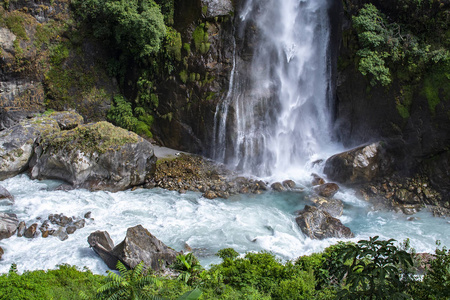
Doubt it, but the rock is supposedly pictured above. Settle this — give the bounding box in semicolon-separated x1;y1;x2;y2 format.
324;142;393;185
201;0;234;18
255;180;268;191
111;225;179;271
49;214;73;226
30;122;157;192
0;117;60;180
49;111;84;130
88;230;117;269
271;182;286;192
73;219;86;229
295;205;354;240
53;227;69;241
66;226;77;234
309;196;344;218
17;221;26;237
311;173;325;186
314;183;340;198
0;246;3;259
282;180;296;189
203;190;218;199
24;223;39;238
84;212;92;219
0;213;19;240
0;186;14;203
39;221;50;238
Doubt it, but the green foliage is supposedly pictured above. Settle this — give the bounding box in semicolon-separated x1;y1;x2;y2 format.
334;236;413;299
0;264;102;300
171;253;204;285
179;70;188;84
107;95;139;132
216;248;239;261
1;11;28;40
419;242;450;299
192;23;209;54
95;261;162;300
352;3;450;86
72;0;166;60
164;26;182;62
422;64;450;114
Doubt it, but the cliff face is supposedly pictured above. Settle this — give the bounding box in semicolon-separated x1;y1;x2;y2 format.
334;0;450;199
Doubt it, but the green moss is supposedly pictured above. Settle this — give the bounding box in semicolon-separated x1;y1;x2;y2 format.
43;122;140;155
192;23;209;54
395;86;414;119
164;26;182;61
2;11;29;40
183;42;191;54
422;68;450;114
179;70;188;84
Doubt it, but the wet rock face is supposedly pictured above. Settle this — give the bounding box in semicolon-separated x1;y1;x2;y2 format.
88;225;179;272
314;183;340;198
201;0;234;18
324;142;393;185
308;195;344;218
0;213;19;240
29;122;157;192
295;205;353;240
0;186;14;203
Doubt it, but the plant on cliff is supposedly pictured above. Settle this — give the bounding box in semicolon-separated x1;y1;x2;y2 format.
72;0;166;60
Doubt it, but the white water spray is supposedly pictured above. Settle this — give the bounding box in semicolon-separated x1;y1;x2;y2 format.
214;0;336;178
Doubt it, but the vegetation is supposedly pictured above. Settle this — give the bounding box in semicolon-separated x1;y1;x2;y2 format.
2;237;450;299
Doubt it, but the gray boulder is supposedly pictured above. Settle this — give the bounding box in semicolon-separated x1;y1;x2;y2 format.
88;230;117;269
295;205;353;240
271;182;286;192
324;142;392;185
0;186;14;203
49;111;84;130
201;0;233;18
111;225;179;271
17;221;26;237
24;223;39;239
0;117;60;180
30;122;157;192
0;213;19;240
308;195;344;218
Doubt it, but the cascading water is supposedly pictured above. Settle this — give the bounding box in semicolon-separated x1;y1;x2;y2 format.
214;0;335;178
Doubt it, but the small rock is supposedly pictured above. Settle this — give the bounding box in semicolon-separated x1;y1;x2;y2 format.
0;186;14;202
0;246;3;259
17;221;26;237
84;211;92;219
0;213;19;240
24;223;39;239
73;219;85;229
203;190;218;199
53;227;69;241
66;226;77;234
282;180;296;189
311;173;325;186
271;182;286;192
314;183;340;198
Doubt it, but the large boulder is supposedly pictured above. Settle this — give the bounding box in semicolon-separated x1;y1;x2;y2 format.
324;142;393;185
88;231;117;269
29;122;157;192
0;213;19;240
201;0;234;18
308;195;344;218
314;183;340;198
295;205;353;240
0;117;60;180
111;225;179;271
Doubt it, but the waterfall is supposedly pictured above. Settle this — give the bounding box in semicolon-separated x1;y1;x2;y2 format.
213;0;335;178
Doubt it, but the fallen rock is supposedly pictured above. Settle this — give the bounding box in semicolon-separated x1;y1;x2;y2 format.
17;221;26;237
53;227;68;241
30;122;157;192
88;230;117;269
282;180;296;189
0;213;19;240
0;117;60;180
311;173;325;186
308;196;344;217
324;142;393;185
0;186;14;203
0;246;3;259
24;223;39;238
271;182;286;192
111;225;179;271
66;226;77;234
295;205;353;240
49;111;84;130
203;190;218;199
314;183;340;198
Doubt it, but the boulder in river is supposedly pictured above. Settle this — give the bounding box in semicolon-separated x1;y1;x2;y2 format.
295;205;353;240
282;180;296;189
111;225;179;271
29;122;157;192
308;195;344;218
0;186;14;203
324;142;393;185
314;183;340;198
271;182;286;192
0;213;19;240
88;230;117;269
311;173;325;186
24;223;39;239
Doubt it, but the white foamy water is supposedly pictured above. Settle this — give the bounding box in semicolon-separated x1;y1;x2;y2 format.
1;175;449;275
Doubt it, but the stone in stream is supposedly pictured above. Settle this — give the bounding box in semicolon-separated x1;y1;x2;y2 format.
88;231;117;269
203;190;218;199
311;173;325;186
314;183;340;198
308;195;344;218
24;223;40;239
17;221;26;237
53;227;69;241
0;186;14;203
271;182;286;192
0;213;19;240
282;180;296;189
295;205;353;240
0;246;3;259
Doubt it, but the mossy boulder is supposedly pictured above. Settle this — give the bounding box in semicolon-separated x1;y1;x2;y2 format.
29;121;157;192
0;116;60;180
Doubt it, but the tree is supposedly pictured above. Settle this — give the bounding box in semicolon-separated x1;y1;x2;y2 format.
72;0;166;60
